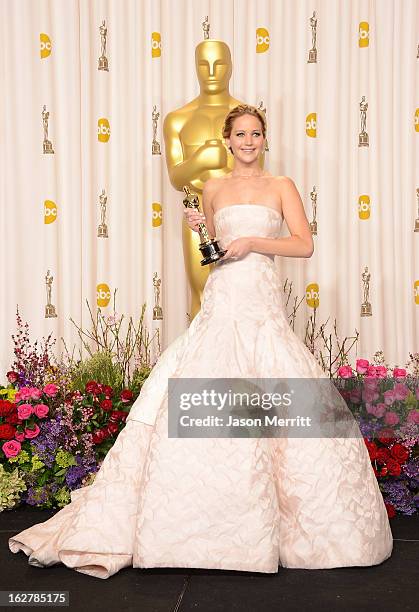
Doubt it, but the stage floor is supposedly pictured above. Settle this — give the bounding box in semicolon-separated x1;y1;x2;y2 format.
2;509;417;612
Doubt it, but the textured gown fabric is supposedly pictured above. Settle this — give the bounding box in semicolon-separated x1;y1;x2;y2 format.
9;204;393;579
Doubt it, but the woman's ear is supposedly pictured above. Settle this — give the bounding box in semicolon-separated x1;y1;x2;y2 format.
225;139;233;155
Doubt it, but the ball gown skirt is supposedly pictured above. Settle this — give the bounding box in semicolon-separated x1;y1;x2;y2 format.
8;205;393;579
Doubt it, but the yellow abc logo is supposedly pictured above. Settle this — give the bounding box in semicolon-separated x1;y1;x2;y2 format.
256;28;270;53
414;280;419;305
152;202;162;227
306;113;317;137
306;283;320;308
44;200;57;224
152;32;161;57
358;195;371;220
40;33;52;58
97;283;111;307
358;22;369;47
98;118;110;142
415;108;419;132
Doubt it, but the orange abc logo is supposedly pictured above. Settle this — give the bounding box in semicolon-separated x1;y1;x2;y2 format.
98;118;110;142
256;28;270;53
358;22;369;47
152;202;162;227
414;280;419;305
358;195;371;220
40;33;52;58
97;283;111;307
44;200;57;224
415;108;419;132
306;113;317;137
152;32;161;57
306;283;320;308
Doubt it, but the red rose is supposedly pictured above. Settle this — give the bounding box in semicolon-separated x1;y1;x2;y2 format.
386;458;402;476
0;400;15;417
92;429;107;444
85;380;99;394
103;385;114;398
376;447;391;464
6;412;20;425
6;371;19;383
385;502;396;518
390;443;409;464
105;422;119;436
100;399;113;412
120;389;133;403
379;466;389;477
377;429;396;446
0;423;17;440
364;439;378;460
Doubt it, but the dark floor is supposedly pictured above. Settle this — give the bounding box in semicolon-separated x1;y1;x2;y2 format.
1;508;417;612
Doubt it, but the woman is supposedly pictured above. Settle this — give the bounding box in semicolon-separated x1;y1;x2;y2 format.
9;105;393;579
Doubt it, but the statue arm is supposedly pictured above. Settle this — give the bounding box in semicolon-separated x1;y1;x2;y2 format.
163;113;202;191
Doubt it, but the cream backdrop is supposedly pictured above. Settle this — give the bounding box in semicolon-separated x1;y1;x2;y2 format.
0;0;418;382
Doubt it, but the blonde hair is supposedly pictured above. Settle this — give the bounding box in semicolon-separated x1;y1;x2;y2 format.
222;104;267;154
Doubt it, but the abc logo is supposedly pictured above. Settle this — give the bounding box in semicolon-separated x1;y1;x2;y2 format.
358;195;371;220
152;32;161;58
358;22;369;47
414;280;419;305
152;202;162;227
256;28;270;53
44;200;57;224
306;283;320;308
40;33;52;58
97;283;111;307
306;113;317;137
415;108;419;132
98;118;110;142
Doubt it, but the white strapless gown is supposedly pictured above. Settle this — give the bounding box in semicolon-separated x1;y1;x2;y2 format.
9;205;393;579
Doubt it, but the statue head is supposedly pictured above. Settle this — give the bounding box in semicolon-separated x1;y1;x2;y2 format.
195;40;232;94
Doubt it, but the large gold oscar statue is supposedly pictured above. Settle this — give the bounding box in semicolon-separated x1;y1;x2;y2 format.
163;38;251;320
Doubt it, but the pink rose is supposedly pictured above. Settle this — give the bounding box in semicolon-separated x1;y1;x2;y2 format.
356;359;369;374
2;439;21;458
366;365;378;378
383;389;395;406
24;424;40;439
34;403;49;418
406;410;419;424
15;431;25;442
393;368;407;378
15;387;32;401
349;388;362;404
393;382;409;401
384;411;399;426
17;403;34;420
366;403;386;418
43;383;58;397
362;387;379;403
338;365;353;378
375;366;388;378
29;387;42;400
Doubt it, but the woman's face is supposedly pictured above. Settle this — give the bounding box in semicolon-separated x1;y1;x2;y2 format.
225;114;265;163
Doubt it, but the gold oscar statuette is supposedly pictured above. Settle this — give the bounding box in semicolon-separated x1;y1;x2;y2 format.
183;186;226;266
97;189;108;237
98;20;109;71
309;185;318;235
414;188;419;232
153;272;163;320
307;11;318;63
42;105;54;154
361;266;372;316
45;269;57;318
358;96;369;147
152;105;161;155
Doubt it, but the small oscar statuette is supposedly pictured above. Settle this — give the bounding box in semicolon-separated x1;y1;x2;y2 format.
45;269;57;318
257;101;269;151
152;105;161;155
414;188;419;232
202;15;210;40
42;105;54;154
152;272;163;320
97;189;108;237
360;266;372;316
98;20;109;71
358;96;369;147
309;185;318;235
183;186;226;266
307;11;317;63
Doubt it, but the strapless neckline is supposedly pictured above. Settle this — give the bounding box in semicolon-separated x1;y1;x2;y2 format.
213;204;283;220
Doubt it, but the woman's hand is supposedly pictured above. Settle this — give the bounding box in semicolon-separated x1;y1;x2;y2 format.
183;208;205;232
223;237;253;260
